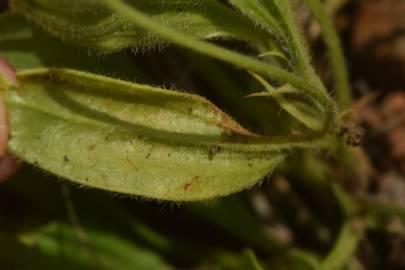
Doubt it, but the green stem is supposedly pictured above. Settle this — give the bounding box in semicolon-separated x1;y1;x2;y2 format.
246;133;333;151
270;0;327;93
244;249;265;270
317;219;362;270
101;0;336;124
302;0;352;110
288;248;320;269
330;180;356;216
363;198;405;221
319;179;361;270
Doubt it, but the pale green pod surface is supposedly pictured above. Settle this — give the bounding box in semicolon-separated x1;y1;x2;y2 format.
2;69;285;201
11;0;268;52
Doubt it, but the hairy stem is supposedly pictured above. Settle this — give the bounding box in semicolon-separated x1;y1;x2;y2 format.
101;0;336;125
270;0;327;93
303;0;352;110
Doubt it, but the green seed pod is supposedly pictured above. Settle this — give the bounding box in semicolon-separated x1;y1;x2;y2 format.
2;69;285;201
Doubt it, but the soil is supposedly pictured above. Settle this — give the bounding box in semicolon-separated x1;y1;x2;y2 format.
331;0;405;268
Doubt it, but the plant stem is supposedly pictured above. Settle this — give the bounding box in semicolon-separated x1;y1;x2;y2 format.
330;180;356;216
318;180;361;270
102;0;336;124
270;0;327;93
288;248;320;269
317;219;362;270
243;249;265;270
245;133;333;151
302;0;352;110
363;198;405;221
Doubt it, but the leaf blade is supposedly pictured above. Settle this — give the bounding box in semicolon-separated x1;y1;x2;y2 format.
21;222;173;270
229;0;282;35
11;0;267;52
3;68;285;201
0;12;146;80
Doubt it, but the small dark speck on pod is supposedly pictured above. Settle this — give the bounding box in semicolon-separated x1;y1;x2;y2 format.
63;155;69;163
208;145;222;161
183;183;192;191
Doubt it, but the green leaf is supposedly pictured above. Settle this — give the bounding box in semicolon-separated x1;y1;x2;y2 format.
0;226;172;270
182;54;302;136
99;0;337;125
262;0;328;93
241;249;265;270
0;12;145;80
318;220;361;270
213;249;265;270
2;68;286;201
11;0;268;52
0;230;63;270
266;251;319;270
228;0;291;67
229;0;282;36
20;222;173;270
302;0;352;109
249;72;324;131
